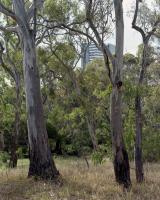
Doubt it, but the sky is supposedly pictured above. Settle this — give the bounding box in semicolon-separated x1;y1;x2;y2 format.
122;0;142;55
121;0;155;55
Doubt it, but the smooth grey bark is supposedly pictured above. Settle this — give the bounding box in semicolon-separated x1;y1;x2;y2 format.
110;0;131;188
84;0;131;188
11;0;59;178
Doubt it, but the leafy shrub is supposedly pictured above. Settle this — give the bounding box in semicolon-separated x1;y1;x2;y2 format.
91;151;105;165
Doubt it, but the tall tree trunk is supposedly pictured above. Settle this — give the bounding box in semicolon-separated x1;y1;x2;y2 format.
23;34;59;179
111;0;131;188
111;85;131;188
9;82;20;168
134;43;148;183
11;0;59;179
135;94;144;182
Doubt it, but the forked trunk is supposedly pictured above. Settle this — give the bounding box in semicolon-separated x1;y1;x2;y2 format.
135;94;144;182
111;86;131;188
23;33;59;179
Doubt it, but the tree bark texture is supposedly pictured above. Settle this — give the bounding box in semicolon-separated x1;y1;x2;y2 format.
12;0;59;179
23;30;59;179
111;0;131;188
111;86;131;188
134;43;148;183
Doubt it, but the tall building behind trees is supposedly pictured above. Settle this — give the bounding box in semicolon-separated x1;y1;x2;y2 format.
81;42;115;67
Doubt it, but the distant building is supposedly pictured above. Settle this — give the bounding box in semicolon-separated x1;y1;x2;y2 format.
81;42;115;67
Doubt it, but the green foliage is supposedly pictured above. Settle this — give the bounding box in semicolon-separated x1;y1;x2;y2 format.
44;0;80;23
0;151;10;166
17;147;28;159
91;151;105;165
91;145;111;165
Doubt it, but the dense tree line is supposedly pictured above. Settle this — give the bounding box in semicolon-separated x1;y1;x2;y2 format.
0;0;160;189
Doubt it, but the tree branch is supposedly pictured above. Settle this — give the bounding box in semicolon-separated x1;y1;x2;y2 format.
0;42;15;79
85;0;113;83
132;0;146;41
0;3;16;20
0;25;17;33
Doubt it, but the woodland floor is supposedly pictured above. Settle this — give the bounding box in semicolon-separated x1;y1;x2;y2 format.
0;157;160;200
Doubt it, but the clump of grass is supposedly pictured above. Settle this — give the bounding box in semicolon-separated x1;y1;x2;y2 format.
0;158;160;200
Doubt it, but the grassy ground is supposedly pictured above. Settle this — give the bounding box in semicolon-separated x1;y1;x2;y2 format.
0;157;160;200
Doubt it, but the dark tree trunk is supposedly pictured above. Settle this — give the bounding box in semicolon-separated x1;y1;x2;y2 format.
111;85;131;189
55;138;62;155
9;83;20;168
9;131;18;168
0;131;4;151
134;43;148;183
135;95;144;182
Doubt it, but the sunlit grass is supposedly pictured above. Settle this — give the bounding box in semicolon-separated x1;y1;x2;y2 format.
0;157;160;199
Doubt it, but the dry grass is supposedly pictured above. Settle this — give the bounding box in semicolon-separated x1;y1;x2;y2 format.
0;158;160;200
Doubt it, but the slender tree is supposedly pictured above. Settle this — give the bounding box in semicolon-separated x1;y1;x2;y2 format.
132;0;160;182
47;0;131;188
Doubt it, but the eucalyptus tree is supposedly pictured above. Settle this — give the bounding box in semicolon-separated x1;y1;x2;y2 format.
79;0;131;188
132;0;160;182
0;1;59;179
45;0;131;188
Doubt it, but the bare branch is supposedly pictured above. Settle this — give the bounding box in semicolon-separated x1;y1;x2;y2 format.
132;0;146;41
0;41;15;79
85;0;113;83
0;2;16;20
